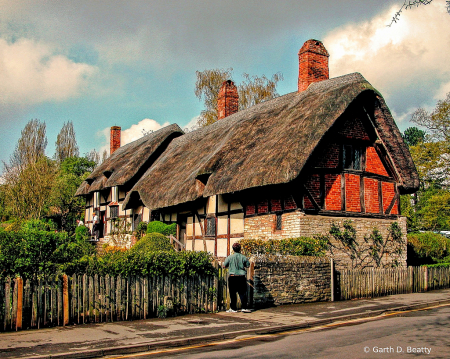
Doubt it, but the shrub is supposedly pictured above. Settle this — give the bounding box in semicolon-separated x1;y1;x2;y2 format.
407;232;450;265
21;219;57;231
163;223;177;236
238;237;328;257
67;247;215;277
0;229;68;280
131;233;175;253
147;221;167;234
136;221;148;238
75;225;90;242
146;221;177;236
424;262;450;268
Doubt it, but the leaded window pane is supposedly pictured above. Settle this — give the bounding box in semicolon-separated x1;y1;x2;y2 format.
206;217;216;236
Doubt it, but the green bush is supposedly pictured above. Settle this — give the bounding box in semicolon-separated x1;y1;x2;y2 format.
146;221;177;236
131;233;175;253
407;232;450;266
163;223;177;236
424;262;450;268
75;225;90;241
238;237;328;257
67;248;215;277
0;229;68;280
147;221;167;234
21;219;57;231
136;221;148;238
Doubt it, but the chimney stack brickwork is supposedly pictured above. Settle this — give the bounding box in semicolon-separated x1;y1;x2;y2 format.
298;39;329;93
217;80;239;120
110;126;121;155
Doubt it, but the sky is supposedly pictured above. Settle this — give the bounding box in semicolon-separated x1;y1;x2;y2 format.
1;0;450;166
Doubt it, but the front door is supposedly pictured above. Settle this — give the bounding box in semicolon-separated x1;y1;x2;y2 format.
100;211;106;239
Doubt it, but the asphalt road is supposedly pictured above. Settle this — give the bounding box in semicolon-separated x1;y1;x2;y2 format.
112;305;450;359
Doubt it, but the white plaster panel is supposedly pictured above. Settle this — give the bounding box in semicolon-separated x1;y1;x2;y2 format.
217;216;228;235
230;213;244;234
217;195;228;212
207;196;216;214
217;238;228;257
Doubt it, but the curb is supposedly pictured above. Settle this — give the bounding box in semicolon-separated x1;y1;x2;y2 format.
23;299;450;359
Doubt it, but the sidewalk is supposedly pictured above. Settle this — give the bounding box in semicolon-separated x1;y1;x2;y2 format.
1;288;449;359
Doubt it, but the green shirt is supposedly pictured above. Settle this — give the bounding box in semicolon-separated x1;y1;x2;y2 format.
224;252;250;276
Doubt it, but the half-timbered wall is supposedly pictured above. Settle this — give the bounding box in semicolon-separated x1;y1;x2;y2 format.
83;185;133;241
159;194;244;258
242;106;402;243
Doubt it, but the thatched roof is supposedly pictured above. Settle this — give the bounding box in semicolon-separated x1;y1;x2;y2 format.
123;73;419;211
75;124;184;196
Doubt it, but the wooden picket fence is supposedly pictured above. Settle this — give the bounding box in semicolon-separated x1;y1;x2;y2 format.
338;266;450;300
0;262;234;332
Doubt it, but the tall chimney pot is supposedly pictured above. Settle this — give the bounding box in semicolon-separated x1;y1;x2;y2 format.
217;80;239;120
298;39;329;92
110;126;121;155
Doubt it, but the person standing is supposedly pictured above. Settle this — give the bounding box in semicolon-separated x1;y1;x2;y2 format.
92;213;99;241
224;242;251;313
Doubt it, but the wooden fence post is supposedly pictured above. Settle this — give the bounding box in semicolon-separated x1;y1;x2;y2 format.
63;275;69;326
16;278;23;331
330;259;334;302
247;261;254;308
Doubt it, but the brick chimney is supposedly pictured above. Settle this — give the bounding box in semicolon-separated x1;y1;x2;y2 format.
298;39;329;92
110;126;121;155
217;80;239;120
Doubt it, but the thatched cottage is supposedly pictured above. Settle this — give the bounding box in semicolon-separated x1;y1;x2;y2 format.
76;39;419;266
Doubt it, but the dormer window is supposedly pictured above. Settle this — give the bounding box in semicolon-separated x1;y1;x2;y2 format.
343;145;362;171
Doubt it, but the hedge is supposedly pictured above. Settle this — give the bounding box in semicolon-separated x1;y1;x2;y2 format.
407;232;450;266
238;237;328;257
147;221;177;236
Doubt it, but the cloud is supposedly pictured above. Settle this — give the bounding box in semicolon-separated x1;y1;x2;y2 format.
0;38;96;105
324;2;450;122
98;118;171;155
183;116;200;132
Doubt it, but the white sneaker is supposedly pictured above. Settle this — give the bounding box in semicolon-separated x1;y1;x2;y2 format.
226;309;238;313
241;309;252;313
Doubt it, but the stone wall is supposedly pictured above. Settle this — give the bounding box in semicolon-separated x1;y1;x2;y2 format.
251;255;331;307
299;215;407;270
244;212;407;271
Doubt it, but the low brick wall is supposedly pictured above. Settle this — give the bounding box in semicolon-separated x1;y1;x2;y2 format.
251;255;331;307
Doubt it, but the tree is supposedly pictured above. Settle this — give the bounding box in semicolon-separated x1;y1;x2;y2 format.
238;73;283;110
3;156;57;220
195;68;233;127
55;121;79;163
195;69;283;127
411;92;450;143
7;119;47;170
400;94;450;231
2;119;54;220
389;1;450;26
402;126;426;147
85;149;101;167
48;157;96;232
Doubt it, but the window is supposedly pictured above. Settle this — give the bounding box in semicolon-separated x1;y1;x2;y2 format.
276;213;282;231
206;217;216;237
110;206;118;219
150;210;160;222
343;145;362;170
